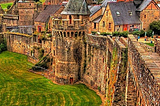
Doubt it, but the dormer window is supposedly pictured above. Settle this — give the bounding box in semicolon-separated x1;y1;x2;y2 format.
128;11;132;16
116;11;120;16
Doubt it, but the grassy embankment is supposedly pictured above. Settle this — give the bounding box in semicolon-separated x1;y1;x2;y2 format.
0;51;101;106
0;2;13;10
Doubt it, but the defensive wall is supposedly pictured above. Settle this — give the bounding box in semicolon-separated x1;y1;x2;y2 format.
128;35;160;105
1;32;160;105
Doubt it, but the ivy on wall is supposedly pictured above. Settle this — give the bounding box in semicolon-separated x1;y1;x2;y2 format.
106;48;118;106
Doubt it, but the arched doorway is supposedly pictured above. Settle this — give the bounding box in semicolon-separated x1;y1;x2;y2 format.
70;77;73;84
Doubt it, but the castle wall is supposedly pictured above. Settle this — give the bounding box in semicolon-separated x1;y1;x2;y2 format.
128;35;160;105
83;35;108;94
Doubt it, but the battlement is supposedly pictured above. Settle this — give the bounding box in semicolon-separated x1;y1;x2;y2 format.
53;19;86;31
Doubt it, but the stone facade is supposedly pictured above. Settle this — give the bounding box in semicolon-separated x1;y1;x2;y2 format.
139;0;160;31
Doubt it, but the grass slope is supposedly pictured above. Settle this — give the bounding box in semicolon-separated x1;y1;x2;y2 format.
0;51;101;106
0;2;13;10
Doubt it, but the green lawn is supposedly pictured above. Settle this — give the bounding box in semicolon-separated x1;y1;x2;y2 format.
40;0;46;3
0;2;13;10
145;43;154;47
0;51;101;106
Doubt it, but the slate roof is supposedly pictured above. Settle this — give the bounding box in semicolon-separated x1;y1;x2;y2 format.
89;5;101;17
35;5;61;23
101;0;116;7
61;0;90;15
109;2;141;25
93;15;103;23
136;0;152;11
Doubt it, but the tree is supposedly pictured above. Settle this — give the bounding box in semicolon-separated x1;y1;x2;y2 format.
149;20;160;35
146;30;153;37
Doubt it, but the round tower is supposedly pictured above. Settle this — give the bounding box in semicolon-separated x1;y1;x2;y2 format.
52;0;90;84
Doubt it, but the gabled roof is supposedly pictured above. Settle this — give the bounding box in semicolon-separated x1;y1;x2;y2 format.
109;2;141;25
93;15;103;23
35;5;61;23
136;0;152;11
89;5;101;17
61;0;90;15
101;0;116;7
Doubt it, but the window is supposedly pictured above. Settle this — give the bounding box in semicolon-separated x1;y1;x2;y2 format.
94;23;96;29
116;11;120;16
128;11;132;16
106;11;108;16
109;23;111;28
69;15;72;24
103;21;105;27
144;15;146;18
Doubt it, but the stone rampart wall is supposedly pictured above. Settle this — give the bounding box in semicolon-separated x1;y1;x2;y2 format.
128;35;160;105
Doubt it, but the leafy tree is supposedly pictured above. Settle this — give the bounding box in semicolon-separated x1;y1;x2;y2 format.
146;30;153;37
7;5;11;9
140;30;145;37
149;20;160;35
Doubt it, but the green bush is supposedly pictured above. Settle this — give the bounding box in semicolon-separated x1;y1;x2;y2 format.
100;32;111;36
0;39;7;53
120;31;129;38
47;34;52;38
140;30;145;37
146;30;153;37
133;31;140;36
112;31;120;36
91;31;97;35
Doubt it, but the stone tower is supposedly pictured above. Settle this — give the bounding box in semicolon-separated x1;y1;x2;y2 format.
52;0;90;84
18;0;35;34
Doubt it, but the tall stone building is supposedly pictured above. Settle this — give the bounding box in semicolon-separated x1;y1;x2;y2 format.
18;0;35;34
52;0;91;84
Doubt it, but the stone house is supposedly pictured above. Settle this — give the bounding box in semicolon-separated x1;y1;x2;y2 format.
89;0;115;33
34;5;62;33
90;1;141;33
136;0;160;31
102;1;141;33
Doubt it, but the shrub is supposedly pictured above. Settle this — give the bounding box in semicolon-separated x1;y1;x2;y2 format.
0;39;7;53
100;32;111;36
140;30;145;37
133;31;140;36
112;31;120;36
120;31;129;38
47;34;52;38
91;31;97;35
146;30;153;37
